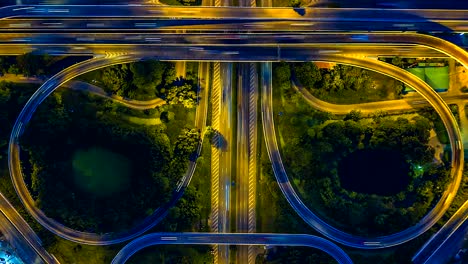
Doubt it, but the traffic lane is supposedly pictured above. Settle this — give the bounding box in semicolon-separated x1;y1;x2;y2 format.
3;5;468;22
261;54;463;249
0;209;44;264
413;200;468;264
0;20;455;33
8;56;206;246
423;220;468;264
111;233;353;264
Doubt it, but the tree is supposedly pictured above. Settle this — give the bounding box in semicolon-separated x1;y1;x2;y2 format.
344;109;362;121
129;60;166;99
392;56;404;67
204;126;217;141
273;62;292;92
101;64;130;95
7;64;20;75
289;0;301;7
174;128;201;158
294;62;322;88
165;83;197;108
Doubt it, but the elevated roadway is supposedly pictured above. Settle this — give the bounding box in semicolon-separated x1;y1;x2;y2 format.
0;33;452;58
1;5;468;32
110;232;353;264
3;7;468;254
261;55;464;249
0;192;58;264
5;34;467;249
8;55;208;245
412;200;468;263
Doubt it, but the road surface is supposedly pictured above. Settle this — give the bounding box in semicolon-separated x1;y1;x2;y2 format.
8;55;208;245
413;200;468;264
2;6;468;32
261;55;464;249
111;232;353;264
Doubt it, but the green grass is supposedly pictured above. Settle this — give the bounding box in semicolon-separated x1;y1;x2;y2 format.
47;238;119;264
272;0;291;6
127;245;213;264
159;0;183;5
165;105;196;144
72;147;131;197
190;138;212;231
123;115;162;125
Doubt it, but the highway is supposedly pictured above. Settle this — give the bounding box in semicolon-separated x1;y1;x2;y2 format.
412;200;468;264
2;6;468;32
0;192;58;264
1;4;468;260
8;55;208;245
236;63;253;264
0;33;453;58
236;2;256;264
4;33;467;251
218;2;234;263
217;62;233;263
261;55;464;249
110;232;353;264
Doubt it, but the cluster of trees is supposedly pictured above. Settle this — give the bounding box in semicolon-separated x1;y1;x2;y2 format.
380;56;449;68
272;62;451;236
0;81;38;161
294;62;373;92
159;0;201;6
0;53;59;77
165;83;198;108
283;110;450;235
19;84;201;232
97;60;199;107
292;61;404;103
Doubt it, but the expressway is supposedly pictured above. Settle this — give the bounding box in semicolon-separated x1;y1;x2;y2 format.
2;4;468;258
217;62;233;263
236;63;253;264
0;192;58;264
412;200;468;264
4;37;467;249
2;6;468;32
110;232;353;264
261;55;464;249
8;55;208;245
236;2;257;264
0;33;453;58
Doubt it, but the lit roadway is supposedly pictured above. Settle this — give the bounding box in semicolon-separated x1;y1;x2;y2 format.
236;1;257;263
0;192;58;264
0;33;453;58
3;6;468;32
2;3;468;261
110;233;353;264
292;81;468;115
261;54;464;249
236;63;254;264
65;80;166;110
412;200;468;264
218;62;233;263
5;29;468;250
8;55;208;245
